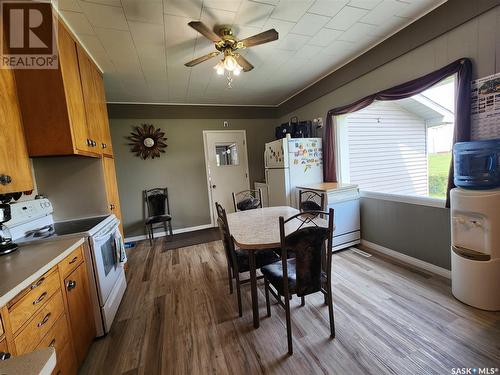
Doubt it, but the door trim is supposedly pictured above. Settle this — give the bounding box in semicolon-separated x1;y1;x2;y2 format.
202;130;250;226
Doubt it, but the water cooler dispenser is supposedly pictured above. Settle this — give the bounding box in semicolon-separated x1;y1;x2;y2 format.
450;188;500;311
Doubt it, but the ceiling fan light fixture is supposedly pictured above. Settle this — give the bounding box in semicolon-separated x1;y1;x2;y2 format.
233;66;241;76
214;60;225;75
223;55;237;71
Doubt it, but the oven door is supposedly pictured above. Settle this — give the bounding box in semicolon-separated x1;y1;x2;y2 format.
91;222;123;306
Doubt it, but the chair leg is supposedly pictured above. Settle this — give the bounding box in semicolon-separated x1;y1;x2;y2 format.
227;265;233;294
284;291;293;355
327;288;335;338
148;225;153;245
168;221;173;239
301;296;305;307
264;278;271;317
235;272;243;317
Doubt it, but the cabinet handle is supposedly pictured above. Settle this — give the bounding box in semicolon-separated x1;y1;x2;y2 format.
0;352;11;360
49;338;56;348
0;174;12;185
92;140;97;147
30;277;45;290
68;256;78;264
33;291;47;305
87;139;92;146
110;203;115;210
102;143;107;149
66;280;77;290
37;312;51;328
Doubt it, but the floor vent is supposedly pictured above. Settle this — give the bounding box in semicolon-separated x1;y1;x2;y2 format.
350;247;372;257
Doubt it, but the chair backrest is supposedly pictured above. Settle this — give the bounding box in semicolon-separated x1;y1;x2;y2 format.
232;189;263;211
298;190;325;212
215;202;235;269
144;188;170;217
279;208;334;297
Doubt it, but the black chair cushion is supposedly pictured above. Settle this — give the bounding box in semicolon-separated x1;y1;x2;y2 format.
234;248;280;273
237;197;261;211
261;258;327;297
300;200;322;211
145;214;172;225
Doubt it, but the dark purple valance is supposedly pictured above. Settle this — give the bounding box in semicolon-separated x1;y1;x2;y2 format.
323;58;472;207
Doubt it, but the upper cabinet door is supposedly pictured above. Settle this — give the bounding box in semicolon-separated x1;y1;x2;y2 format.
0;66;33;194
58;24;91;154
94;68;113;156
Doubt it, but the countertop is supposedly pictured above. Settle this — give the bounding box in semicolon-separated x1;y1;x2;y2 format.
0;236;85;307
0;348;56;375
296;182;358;192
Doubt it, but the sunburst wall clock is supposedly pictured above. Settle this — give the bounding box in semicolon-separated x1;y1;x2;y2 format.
127;124;168;159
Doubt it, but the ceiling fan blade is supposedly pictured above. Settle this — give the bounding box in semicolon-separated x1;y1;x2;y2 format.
188;21;221;42
184;52;220;67
239;29;278;48
235;54;254;72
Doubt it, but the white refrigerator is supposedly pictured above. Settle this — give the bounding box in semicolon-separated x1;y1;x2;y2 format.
265;137;323;208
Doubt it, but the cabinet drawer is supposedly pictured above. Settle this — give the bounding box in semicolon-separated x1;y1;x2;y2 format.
59;246;84;279
9;269;61;333
36;313;77;375
14;291;65;355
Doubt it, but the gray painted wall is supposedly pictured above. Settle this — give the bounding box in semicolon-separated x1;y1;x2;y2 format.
279;6;500;270
110;118;276;237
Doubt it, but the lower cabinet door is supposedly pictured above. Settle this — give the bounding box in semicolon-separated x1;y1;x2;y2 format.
64;263;95;366
0;338;8;353
36;313;77;375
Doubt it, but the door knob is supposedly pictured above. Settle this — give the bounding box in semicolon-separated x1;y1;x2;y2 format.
212;185;216;189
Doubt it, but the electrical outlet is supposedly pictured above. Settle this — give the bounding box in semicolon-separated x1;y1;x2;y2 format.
223;121;229;128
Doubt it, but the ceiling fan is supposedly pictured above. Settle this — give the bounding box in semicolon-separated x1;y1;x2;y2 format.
184;21;278;87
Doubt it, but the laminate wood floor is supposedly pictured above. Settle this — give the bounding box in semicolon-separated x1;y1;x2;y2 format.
81;238;500;375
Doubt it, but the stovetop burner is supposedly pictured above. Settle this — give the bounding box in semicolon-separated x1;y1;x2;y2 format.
24;224;56;239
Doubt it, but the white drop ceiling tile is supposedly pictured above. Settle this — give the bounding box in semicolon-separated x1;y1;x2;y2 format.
235;1;275;27
58;0;82;12
129;21;165;49
395;0;444;18
250;0;279;5
271;0;314;22
233;25;262;39
148;80;170;100
163;0;203;19
122;1;164;24
79;2;128;30
77;34;116;71
348;0;382;10
79;0;122;7
308;0;347;17
61;11;95;35
338;22;377;42
308;28;342;46
203;0;243;12
325;6;368;30
200;7;236;30
291;13;330;36
360;0;408;25
262;18;295;39
296;44;323;57
277;33;310;51
321;39;355;55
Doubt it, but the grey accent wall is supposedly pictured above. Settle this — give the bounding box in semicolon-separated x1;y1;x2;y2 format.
277;6;500;270
361;198;451;269
110;118;276;237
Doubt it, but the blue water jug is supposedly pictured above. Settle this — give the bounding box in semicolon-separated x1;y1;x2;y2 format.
453;139;500;189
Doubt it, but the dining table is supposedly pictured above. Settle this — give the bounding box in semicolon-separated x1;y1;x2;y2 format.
226;206;328;328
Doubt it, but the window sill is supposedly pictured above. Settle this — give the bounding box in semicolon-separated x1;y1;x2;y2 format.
359;191;447;208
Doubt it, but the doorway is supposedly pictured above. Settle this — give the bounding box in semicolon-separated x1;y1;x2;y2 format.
203;130;250;225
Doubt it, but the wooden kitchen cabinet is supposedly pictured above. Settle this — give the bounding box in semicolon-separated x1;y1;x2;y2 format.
0;63;33;194
102;156;124;235
63;262;95;366
14;21;100;157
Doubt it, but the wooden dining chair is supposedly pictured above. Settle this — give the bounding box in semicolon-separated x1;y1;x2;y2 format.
232;189;263;212
144;188;173;244
261;208;335;355
215;202;280;317
298;189;325;212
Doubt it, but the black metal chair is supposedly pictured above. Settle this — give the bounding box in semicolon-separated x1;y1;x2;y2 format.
298;189;325;212
232;189;263;212
215;202;279;317
261;208;335;355
144;188;173;244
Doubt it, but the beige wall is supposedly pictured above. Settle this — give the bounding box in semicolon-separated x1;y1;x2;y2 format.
110;118;276;237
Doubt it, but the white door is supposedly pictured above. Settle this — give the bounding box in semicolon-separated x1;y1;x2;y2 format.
204;131;250;224
266;168;290;207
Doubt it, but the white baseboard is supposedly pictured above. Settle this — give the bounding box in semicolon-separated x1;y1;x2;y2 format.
360;240;451;279
124;224;214;243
